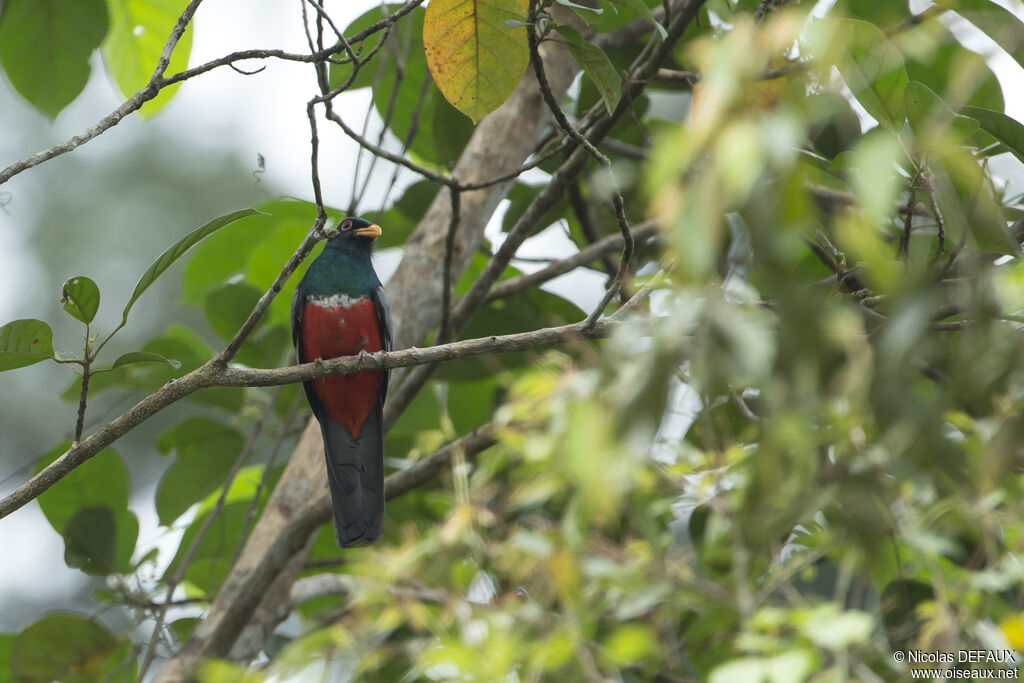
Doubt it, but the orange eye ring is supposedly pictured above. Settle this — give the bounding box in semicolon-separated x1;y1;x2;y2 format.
340;219;353;231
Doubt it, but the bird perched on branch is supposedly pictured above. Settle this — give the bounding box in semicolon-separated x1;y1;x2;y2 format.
292;217;392;547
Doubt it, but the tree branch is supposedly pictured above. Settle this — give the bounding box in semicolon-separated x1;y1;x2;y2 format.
486;220;658;303
0;319;614;522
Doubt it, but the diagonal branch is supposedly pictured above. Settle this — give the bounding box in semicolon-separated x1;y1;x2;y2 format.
486;220;658;302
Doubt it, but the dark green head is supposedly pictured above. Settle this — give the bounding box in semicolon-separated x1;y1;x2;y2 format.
326;217;382;254
301;217;383;298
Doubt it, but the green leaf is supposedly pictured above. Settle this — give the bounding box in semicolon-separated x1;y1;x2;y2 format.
122;208;262;325
63;506;117;575
841;0;911;24
205;281;263;342
601;623;658;667
10;614;117;682
0;319;55;371
905;27;1004;112
603;0;667;40
35;442;138;574
156;418;244;525
904;81;956;136
164;502;249;595
934;0;1024;73
375;181;436;249
0;0;108;118
102;0;193;116
448;377;500;434
423;0;530;123
437;286;585;380
60;276;100;324
960;106;1024;165
556;26;622;114
835;19;908;128
111;350;181;369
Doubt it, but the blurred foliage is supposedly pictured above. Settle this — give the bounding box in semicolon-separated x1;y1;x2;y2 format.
1;0;1024;681
0;0;190;118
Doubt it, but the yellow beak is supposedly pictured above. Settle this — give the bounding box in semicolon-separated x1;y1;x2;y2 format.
354;223;382;240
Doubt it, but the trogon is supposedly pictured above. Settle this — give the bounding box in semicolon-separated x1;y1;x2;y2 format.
291;217;392;547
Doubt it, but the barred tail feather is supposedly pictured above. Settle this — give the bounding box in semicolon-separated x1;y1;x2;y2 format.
320;408;384;547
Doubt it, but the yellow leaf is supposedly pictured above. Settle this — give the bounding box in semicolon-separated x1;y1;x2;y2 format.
423;0;529;123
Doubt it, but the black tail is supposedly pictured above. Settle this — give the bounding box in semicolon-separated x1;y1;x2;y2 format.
319;407;384;547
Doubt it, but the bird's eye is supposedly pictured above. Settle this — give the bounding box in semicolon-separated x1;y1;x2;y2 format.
340;219;353;231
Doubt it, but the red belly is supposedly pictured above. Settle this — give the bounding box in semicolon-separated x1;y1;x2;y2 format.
300;298;383;437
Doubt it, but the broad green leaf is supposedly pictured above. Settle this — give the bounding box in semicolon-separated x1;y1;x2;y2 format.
183;198;336;307
35;443;129;532
164;502;249;595
60;276;100;324
448;377;500;434
386;383;445;458
0;319;55;371
556;26;622;114
934;0;1024;73
835;19;908;128
905;28;1004;112
601;623;658;667
331;6;474;166
904;81;956;136
111;350;181;369
841;0;911;24
604;0;667;39
169;618;200;645
102;0;193;116
437;287;585;380
930;149;1014;255
155;418;244;525
122;208;262;325
10;614;117;682
35;442;138;574
423;0;530;123
0;0;107;118
205;281;263;342
375;181;437;249
63;506;117;575
961;106;1024;165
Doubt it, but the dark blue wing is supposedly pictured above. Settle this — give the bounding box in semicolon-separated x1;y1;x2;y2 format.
290;285;322;417
371;285;393;404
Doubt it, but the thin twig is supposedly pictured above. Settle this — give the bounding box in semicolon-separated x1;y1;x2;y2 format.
922;171;946;261
527;0;634;327
486;221;658;302
136;391;279;681
440;186;462;340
